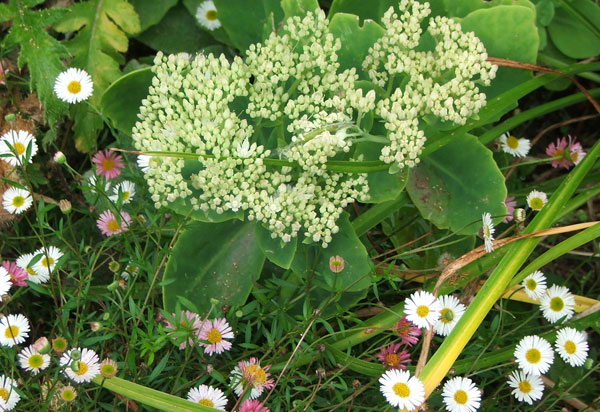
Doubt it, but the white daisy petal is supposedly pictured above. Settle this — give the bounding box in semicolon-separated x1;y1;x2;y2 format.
195;1;221;31
0;130;38;165
526;190;547;212
0;267;11;296
521;271;547;301
540;285;575;323
404;290;441;329
18;345;51;375
32;246;63;277
555;327;588;367
187;384;228;410
60;347;101;383
0;375;21;410
434;295;467;337
109;180;136;204
0;314;31;347
507;370;544;405
500;132;530;157
379;369;425;410
481;212;495;253
54;68;93;104
16;252;49;284
2;187;33;214
442;376;481;412
514;335;554;376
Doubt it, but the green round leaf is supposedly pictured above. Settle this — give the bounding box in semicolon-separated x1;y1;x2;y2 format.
163;220;265;313
256;224;298;269
328;0;397;23
407;134;507;235
130;0;178;31
547;0;600;59
444;0;535;18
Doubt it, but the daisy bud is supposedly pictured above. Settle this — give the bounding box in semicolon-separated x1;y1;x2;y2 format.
329;255;345;273
108;260;120;273
90;322;102;332
118;279;126;289
70;360;80;372
210;297;220;306
4;113;15;122
52;337;68;353
59;199;72;214
33;336;51;354
107;280;120;291
100;358;118;378
60;385;77;402
69;349;81;361
53;151;67;165
514;208;526;223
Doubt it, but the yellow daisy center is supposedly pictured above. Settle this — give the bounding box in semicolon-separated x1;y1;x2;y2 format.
484;225;491;237
526;348;541;364
107;219;121;232
571;152;580;163
526;279;537;291
29;354;44;368
12;196;24;207
26;267;36;276
440;308;454;323
206;10;218;21
554;148;564;157
454;389;468;404
14;142;26;155
386;353;399;366
392;382;410;397
245;364;267;386
122;191;130;201
507;136;519;149
519;380;532;393
0;388;9;401
102;158;115;171
550;297;564;312
76;361;89;376
41;256;54;268
101;364;115;375
564;340;577;354
416;305;429;318
61;389;75;401
5;325;19;339
198;399;215;407
67;80;82;94
207;328;223;344
529;198;544;210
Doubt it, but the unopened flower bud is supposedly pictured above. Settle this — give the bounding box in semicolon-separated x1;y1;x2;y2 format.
59;199;72;214
70;360;80;372
4;114;15;122
33;336;51;354
90;321;102;332
53;151;67;165
514;208;526;223
108;260;120;273
70;349;81;361
52;337;68;353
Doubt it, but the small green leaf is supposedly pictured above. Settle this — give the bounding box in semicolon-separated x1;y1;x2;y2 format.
547;0;600;59
536;0;555;26
407;134;507;235
163;220;265;313
255;224;297;269
130;0;178;31
101;68;153;135
328;13;385;79
354;142;407;203
328;0;398;23
281;0;319;19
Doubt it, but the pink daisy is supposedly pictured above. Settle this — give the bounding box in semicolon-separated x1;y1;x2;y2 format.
92;149;124;179
2;260;28;286
0;61;6;85
239;399;270;412
198;318;234;355
503;196;516;223
96;210;131;236
393;316;421;347
163;310;203;349
230;357;275;398
546;135;586;169
376;343;411;370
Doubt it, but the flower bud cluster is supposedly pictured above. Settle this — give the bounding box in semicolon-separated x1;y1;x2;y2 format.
364;0;497;168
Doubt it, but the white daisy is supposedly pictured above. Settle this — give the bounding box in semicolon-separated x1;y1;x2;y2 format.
32;246;63;277
481;212;494;253
442;376;481;412
540;285;575;323
507;370;543;405
555;327;588;367
60;347;101;383
109;180;136;204
236;139;256;158
0;266;11;296
0;375;21;410
499;132;530;157
434;295;467;337
54;68;93;104
404;290;441;329
526;190;547;212
196;0;221;30
0;314;30;347
521;271;547;301
18;345;50;375
514;335;554;376
120;263;139;281
379;369;425;410
0;130;38;165
187;384;228;410
16;252;49;284
2;187;33;214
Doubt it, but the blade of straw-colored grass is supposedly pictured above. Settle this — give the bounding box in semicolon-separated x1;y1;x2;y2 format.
416;127;600;400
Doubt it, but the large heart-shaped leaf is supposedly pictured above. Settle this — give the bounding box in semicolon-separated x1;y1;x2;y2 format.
547;0;600;59
163;220;265;313
407;134;506;235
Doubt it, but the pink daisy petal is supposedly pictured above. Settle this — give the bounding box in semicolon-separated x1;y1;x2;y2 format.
199;317;234;355
503;196;517;223
92;150;124;179
376;343;411;370
239;399;270;412
96;210;131;236
2;260;28;286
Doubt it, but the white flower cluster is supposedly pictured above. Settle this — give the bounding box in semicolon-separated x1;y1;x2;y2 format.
364;0;497;168
132;11;370;246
